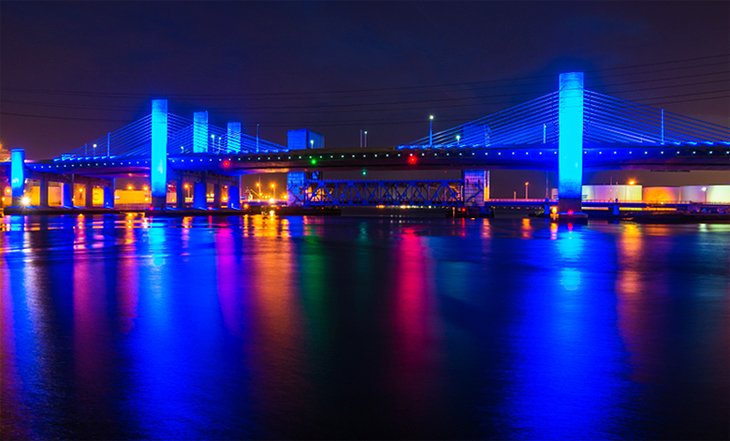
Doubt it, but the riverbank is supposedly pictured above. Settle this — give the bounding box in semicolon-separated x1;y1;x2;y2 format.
2;205;729;223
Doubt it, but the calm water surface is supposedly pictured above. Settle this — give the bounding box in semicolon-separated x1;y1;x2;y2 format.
1;214;728;440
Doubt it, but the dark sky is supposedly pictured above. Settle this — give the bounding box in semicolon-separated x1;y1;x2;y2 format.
1;1;728;167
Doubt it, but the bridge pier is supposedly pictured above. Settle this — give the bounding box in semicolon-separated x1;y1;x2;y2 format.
39;176;49;208
103;179;115;209
609;200;620;217
543;198;552;217
62;181;74;208
228;185;240;209
175;177;185;209
85;182;94;208
193;181;207;209
212;183;221;208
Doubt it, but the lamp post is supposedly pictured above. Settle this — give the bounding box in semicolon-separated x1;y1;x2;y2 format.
524;181;529;200
428;115;434;146
456;134;461;146
702;186;707;203
364;130;368;148
256;123;260;153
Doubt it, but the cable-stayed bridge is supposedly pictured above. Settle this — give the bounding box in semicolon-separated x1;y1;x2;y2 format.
2;72;728;213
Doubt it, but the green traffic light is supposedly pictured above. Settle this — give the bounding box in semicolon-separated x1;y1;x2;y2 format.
310;158;317;166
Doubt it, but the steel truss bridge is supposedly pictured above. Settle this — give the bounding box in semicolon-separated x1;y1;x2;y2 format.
2;72;729;212
289;179;471;207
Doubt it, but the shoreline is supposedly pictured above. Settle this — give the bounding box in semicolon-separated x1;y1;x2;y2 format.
2;206;729;224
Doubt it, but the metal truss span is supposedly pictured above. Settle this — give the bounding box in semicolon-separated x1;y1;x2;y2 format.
288;179;482;207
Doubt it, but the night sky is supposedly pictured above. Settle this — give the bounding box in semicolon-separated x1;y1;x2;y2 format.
1;1;728;192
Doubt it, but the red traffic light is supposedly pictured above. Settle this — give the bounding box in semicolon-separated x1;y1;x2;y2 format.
407;155;418;165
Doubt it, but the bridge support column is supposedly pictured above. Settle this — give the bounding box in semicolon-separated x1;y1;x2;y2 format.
287;171;307;207
557;72;584;213
103;179;115;209
212;183;221;208
462;170;487;207
39;177;49;208
176;177;185;209
62;181;74;208
193;181;207;209
10;149;25;206
85;182;94;208
543;198;553;217
150;99;168;210
228;185;240;209
609;200;620;218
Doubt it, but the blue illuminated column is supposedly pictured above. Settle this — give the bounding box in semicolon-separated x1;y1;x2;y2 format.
176;176;185;209
228;185;240;209
62;181;74;208
151;99;168;209
193;111;209;153
558;72;584;212
103;179;115;209
227;122;241;152
193;180;207;209
10;149;25;206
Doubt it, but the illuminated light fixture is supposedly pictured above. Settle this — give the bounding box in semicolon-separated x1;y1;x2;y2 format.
20;196;30;206
310;158;318;166
407;155;418;165
628;179;636;185
222;159;231;169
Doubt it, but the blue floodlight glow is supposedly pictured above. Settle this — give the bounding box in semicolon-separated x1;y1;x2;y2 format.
151;99;168;202
10;149;25;198
558;72;584;200
227;122;241;152
194;111;209;153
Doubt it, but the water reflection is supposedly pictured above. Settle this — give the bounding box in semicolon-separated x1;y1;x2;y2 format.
0;215;728;440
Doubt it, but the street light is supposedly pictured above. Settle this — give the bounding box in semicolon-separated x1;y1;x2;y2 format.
310;139;314;149
524;181;529;199
428;115;434;146
702;186;707;203
456;134;461;146
364;130;368;148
